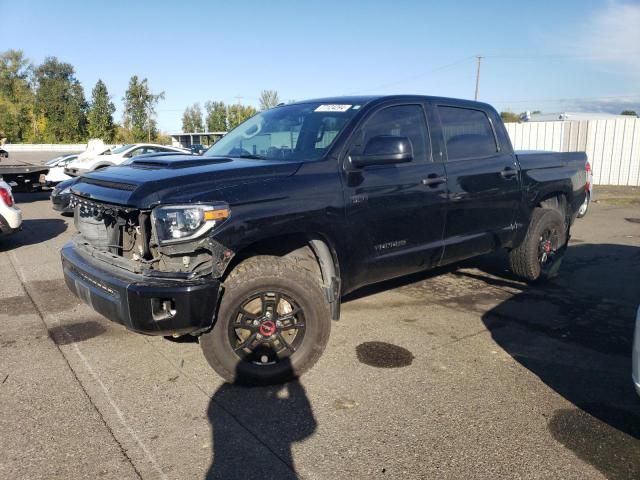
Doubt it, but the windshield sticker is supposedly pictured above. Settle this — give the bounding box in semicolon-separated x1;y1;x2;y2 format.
315;104;352;112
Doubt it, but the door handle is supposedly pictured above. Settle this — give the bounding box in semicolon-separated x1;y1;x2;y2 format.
421;175;447;187
500;167;518;179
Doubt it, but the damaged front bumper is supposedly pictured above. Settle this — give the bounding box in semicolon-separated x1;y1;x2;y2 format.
62;241;221;336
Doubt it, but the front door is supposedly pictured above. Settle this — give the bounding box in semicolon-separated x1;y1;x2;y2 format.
342;103;448;290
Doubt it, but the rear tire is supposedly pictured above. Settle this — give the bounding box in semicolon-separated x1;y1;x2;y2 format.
200;256;331;385
509;208;567;282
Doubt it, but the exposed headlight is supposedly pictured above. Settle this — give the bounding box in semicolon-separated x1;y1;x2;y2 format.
151;204;230;244
59;187;71;195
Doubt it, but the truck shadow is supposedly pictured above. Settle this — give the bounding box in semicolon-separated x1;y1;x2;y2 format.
475;243;640;480
206;359;316;480
0;218;68;250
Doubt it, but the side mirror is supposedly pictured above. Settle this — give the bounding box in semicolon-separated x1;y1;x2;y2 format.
350;135;413;167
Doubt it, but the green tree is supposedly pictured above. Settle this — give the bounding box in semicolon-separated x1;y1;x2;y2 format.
34;56;87;142
204;101;227;131
87;79;115;141
0;49;35;142
500;111;520;123
227;103;256;130
621;110;638;117
122;75;165;141
259;89;280;111
181;102;204;132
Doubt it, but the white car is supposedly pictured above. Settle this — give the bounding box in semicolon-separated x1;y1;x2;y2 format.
64;143;190;176
633;305;640;397
43;154;79;185
0;180;22;235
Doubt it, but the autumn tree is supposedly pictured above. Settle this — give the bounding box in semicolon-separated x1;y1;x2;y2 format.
0;49;34;142
122;75;164;141
227;103;256;130
181;102;204;132
87;79;115;141
259;89;280;111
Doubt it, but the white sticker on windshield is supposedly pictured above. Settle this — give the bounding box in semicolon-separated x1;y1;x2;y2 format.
315;104;352;112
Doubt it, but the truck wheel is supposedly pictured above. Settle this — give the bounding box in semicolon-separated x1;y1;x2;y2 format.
200;256;331;385
509;208;567;282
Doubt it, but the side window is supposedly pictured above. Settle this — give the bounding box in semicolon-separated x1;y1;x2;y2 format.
438;106;497;161
354;105;429;163
127;147;144;158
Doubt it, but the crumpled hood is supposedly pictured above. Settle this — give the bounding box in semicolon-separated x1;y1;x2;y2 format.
70;155;302;208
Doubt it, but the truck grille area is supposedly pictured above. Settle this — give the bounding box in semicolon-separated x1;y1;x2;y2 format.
72;196;142;256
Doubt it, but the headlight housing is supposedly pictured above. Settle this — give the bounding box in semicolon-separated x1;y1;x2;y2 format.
151;204;230;245
59;187;71;195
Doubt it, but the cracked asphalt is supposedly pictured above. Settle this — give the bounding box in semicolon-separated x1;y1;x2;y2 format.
1;159;639;479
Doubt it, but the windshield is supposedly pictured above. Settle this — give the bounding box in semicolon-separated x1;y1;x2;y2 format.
205;102;360;161
110;144;135;154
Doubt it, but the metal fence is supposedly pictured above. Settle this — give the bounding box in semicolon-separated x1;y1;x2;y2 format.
505;118;640;186
3;144;86;152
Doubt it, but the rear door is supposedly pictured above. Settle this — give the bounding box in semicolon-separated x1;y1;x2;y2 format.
435;104;521;264
342;102;448;289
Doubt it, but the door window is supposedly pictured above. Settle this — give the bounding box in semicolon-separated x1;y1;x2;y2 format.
352;105;429;163
438;106;497;160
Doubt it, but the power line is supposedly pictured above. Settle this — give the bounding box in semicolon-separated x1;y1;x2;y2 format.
344;56;475;95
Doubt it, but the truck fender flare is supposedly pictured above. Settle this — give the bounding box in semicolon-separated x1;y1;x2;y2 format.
308;237;341;321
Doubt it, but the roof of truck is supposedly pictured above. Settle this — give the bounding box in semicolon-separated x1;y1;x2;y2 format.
291;95;495;111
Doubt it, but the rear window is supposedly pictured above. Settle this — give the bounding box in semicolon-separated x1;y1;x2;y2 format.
438;106;497;161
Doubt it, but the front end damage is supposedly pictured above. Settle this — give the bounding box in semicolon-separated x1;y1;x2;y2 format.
62;195;234;336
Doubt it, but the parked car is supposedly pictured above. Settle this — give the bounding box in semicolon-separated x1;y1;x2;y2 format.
0;148;8;159
189;144;208;155
0;180;22;235
577;160;593;218
634;306;640;397
43;154;79;186
61;95;588;385
50;177;79;214
64;144;190;177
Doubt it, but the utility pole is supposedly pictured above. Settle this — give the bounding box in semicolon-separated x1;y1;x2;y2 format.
474;55;483;101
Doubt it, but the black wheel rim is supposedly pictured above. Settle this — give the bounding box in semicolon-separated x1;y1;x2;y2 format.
228;291;306;366
538;226;560;267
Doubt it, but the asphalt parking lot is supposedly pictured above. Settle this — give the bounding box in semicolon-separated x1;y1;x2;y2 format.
1;170;639;479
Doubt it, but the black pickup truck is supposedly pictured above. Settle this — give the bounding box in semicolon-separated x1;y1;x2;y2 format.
61;95;587;384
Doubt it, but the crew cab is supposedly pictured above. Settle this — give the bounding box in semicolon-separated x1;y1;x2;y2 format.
61;95;588;385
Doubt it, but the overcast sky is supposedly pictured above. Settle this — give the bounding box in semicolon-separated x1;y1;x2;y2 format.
1;0;639;132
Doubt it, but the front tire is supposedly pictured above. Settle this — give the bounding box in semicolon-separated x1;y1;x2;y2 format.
509;208;567;282
200;256;331;385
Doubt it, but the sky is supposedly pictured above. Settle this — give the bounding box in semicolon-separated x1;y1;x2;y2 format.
1;0;639;132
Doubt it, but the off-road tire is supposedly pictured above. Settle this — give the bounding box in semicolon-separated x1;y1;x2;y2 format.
200;256;331;385
509;208;566;282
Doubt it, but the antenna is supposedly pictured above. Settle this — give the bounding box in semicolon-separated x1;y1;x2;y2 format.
474;55;483;101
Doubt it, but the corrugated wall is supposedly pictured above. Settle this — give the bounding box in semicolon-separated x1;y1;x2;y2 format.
505;118;640;186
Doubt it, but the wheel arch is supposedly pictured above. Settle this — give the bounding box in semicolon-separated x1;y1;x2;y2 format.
222;232;342;320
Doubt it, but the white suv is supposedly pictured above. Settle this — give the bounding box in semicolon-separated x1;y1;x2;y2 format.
64;143;190;176
0;180;22;235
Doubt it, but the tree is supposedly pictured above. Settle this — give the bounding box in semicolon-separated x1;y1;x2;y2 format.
621;110;638;117
259;89;280;111
0;49;35;142
87;79;115;141
500;111;520;123
204;101;227;131
34;56;87;142
181;102;204;132
227;103;257;130
122;75;165;142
